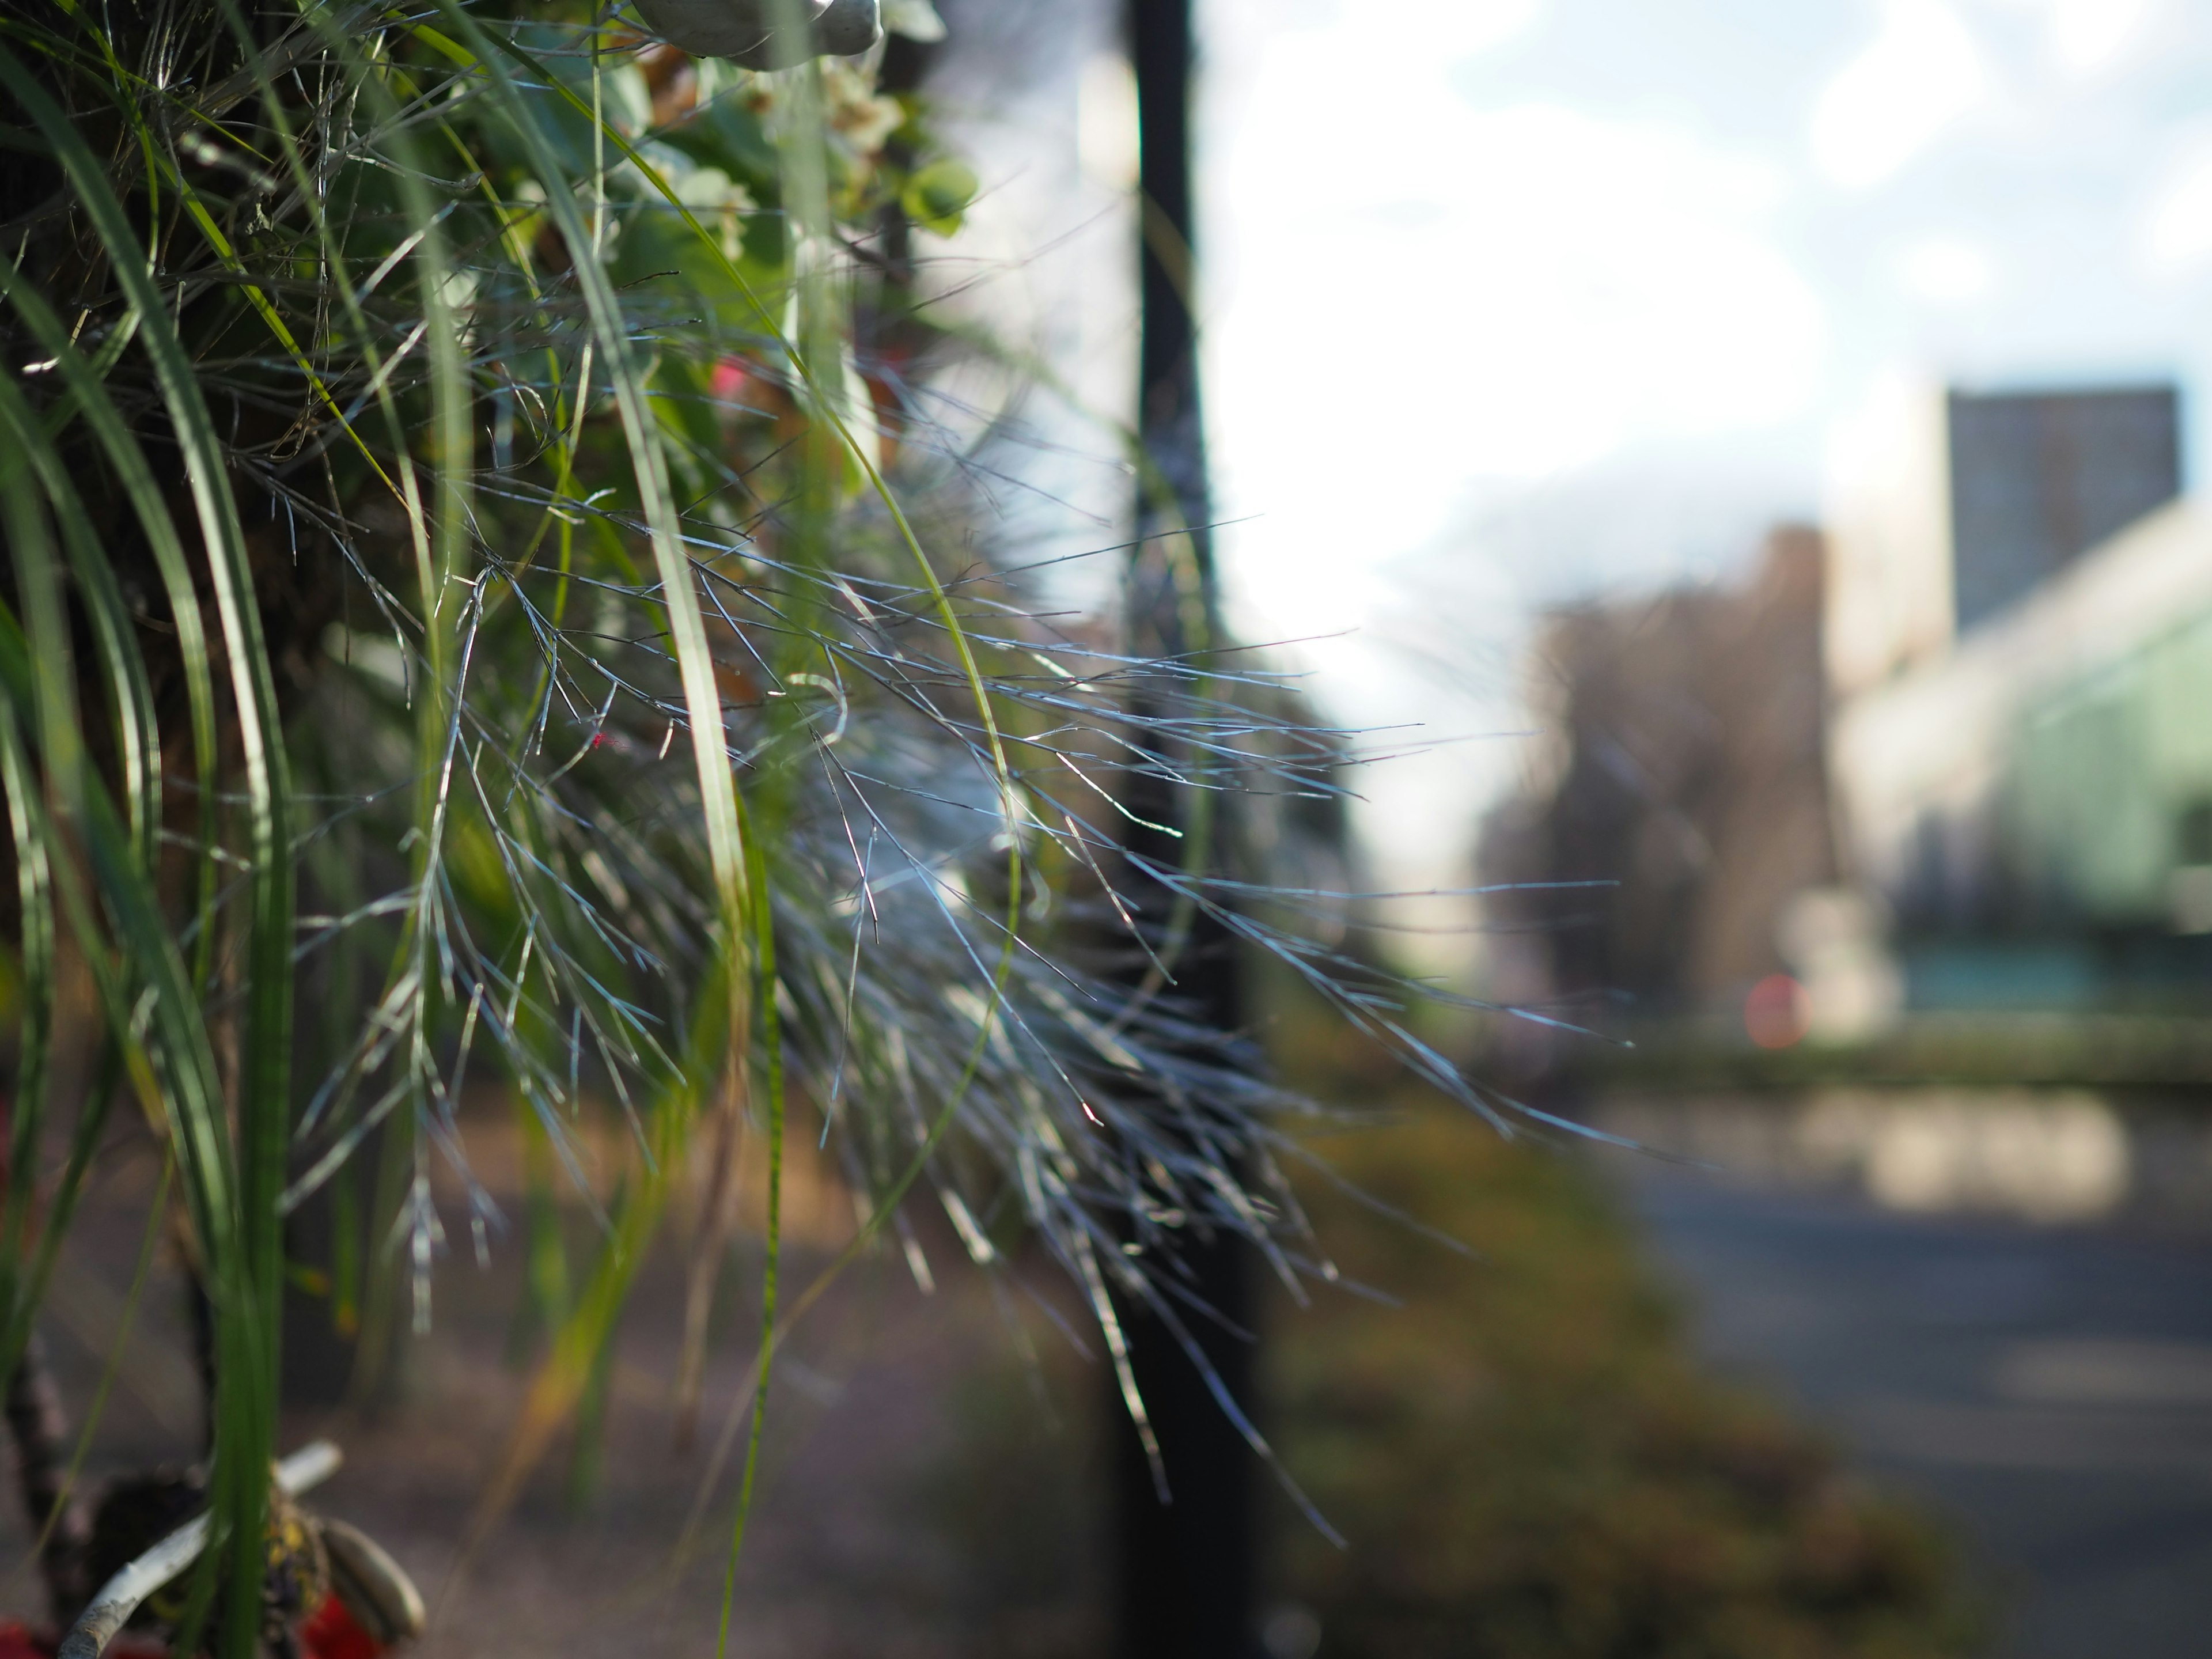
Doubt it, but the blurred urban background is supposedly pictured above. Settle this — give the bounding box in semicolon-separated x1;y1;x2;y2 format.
949;0;2212;1653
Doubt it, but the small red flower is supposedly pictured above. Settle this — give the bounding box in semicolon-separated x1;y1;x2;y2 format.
301;1596;384;1659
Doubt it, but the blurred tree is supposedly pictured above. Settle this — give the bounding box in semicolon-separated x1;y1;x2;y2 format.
1481;527;1836;1037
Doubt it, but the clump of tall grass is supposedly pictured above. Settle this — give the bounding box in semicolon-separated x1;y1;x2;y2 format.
0;1;1507;1647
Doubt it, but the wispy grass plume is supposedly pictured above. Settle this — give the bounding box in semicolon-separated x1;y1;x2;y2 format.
0;1;1530;1640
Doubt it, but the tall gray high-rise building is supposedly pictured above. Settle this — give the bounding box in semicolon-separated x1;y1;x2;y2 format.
1947;385;2181;632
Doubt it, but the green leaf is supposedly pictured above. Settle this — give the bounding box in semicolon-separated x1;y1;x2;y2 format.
0;44;295;1659
658;94;783;200
902;158;977;234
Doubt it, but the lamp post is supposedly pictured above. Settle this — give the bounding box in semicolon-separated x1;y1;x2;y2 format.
1112;1;1260;1654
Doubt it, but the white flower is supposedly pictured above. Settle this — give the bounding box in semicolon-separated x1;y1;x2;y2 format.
882;0;946;43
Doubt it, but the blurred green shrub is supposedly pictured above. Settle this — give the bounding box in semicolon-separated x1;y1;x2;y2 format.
919;1092;1983;1659
1270;1102;1984;1659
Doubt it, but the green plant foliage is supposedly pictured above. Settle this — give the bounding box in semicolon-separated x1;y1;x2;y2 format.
900;158;975;236
912;1082;1983;1659
1271;1100;1986;1659
0;1;1478;1644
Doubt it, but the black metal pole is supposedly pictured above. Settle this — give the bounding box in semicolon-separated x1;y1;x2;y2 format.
1112;1;1258;1654
1131;0;1207;575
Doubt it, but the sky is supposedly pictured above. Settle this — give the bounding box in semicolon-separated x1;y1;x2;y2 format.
1194;0;2212;900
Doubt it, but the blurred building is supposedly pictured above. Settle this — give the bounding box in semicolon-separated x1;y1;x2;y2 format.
1824;381;2183;696
1480;526;1836;1024
1826;380;2212;1010
1482;380;2212;1043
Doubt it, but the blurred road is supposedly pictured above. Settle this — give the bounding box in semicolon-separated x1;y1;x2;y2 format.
1606;1160;2212;1659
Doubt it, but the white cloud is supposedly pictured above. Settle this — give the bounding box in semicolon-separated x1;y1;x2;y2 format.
1977;0;2161;77
1895;236;1993;301
2044;0;2159;76
1812;0;1988;190
1200;10;1828;892
2140;134;2212;278
1210;70;1824;657
1427;0;1544;59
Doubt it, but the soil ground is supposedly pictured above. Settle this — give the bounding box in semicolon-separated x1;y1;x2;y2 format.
5;1124;1070;1659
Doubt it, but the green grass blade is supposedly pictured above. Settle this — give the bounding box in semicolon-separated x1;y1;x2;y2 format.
0;367;164;869
0;464;55;1342
426;7;751;946
714;798;786;1659
0;262;223;953
468;23;1027;1145
0;48;294;1655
